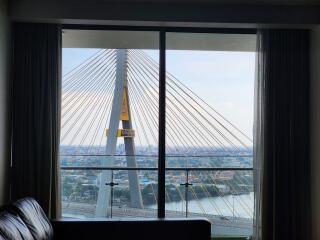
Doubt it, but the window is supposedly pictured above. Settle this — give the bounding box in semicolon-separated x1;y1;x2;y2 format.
165;32;255;237
60;27;256;238
60;30;159;217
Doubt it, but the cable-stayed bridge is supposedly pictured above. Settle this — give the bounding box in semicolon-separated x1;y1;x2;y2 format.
60;49;253;236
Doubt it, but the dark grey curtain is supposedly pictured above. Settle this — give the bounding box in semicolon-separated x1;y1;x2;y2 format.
11;23;61;218
254;29;311;240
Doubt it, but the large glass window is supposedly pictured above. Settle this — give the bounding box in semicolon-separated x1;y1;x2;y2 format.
164;32;256;237
59;28;256;238
60;30;159;218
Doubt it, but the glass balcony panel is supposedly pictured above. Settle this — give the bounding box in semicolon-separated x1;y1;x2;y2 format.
60;167;158;218
61;169;103;218
187;169;253;237
164;170;186;217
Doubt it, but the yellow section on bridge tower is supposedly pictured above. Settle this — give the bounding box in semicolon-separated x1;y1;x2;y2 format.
120;87;129;121
106;88;134;138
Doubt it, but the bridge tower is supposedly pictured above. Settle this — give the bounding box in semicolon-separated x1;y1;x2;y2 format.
95;49;143;217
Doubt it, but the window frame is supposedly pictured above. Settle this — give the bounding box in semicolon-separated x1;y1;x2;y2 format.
61;24;257;218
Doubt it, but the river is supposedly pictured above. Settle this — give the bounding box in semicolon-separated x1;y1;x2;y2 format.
149;192;254;219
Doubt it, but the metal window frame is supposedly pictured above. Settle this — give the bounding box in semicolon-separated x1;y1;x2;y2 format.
61;24;256;218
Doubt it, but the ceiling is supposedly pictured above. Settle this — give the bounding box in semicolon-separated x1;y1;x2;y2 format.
72;0;320;5
9;0;320;25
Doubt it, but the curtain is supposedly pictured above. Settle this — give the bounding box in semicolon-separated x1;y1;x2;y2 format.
253;30;265;240
254;29;311;240
11;23;62;218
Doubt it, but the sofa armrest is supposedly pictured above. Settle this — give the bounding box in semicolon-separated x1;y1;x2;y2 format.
51;218;211;240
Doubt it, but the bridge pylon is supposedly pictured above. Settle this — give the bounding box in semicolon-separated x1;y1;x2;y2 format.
95;49;143;217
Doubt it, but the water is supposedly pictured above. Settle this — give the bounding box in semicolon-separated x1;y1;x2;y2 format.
149;192;254;219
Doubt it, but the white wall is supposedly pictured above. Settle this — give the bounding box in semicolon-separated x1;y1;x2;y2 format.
0;0;10;205
311;25;320;240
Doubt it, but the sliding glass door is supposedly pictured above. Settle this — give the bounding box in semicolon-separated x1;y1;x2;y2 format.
59;27;256;238
60;29;159;218
165;32;256;237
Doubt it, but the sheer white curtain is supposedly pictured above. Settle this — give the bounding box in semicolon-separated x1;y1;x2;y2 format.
253;30;265;240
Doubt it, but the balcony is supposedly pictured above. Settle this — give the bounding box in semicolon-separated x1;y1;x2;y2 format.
60;155;253;238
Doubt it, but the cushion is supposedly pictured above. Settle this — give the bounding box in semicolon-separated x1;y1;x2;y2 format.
0;211;34;240
12;198;53;240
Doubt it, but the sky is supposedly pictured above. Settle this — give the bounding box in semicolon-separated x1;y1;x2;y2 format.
63;48;255;139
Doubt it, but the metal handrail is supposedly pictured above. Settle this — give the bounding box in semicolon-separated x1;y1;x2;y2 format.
60;154;253;158
60;166;253;171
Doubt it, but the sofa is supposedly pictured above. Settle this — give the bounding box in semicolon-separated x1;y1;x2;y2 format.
0;197;211;240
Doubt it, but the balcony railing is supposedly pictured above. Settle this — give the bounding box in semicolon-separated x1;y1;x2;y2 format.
60;155;253;237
